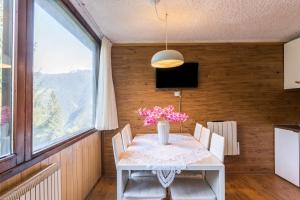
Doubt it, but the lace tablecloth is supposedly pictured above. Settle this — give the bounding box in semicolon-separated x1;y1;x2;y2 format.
119;134;211;187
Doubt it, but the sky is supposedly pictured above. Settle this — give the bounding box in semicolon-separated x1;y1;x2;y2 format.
33;2;96;74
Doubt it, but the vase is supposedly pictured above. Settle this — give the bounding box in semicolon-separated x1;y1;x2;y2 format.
157;120;170;145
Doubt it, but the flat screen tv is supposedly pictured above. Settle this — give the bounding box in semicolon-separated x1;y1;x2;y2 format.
156;62;198;88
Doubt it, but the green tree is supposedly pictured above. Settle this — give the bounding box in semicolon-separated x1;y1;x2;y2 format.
33;86;63;146
46;91;62;135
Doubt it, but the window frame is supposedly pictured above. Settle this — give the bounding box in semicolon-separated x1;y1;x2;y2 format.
0;0;24;174
0;0;100;180
29;0;99;157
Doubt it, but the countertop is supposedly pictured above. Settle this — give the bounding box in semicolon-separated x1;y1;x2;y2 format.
274;125;300;132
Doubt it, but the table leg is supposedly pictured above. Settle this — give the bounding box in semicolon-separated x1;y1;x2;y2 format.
219;166;225;200
206;167;225;200
117;169;129;200
117;169;123;200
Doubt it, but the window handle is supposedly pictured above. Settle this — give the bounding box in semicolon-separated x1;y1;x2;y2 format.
295;81;300;84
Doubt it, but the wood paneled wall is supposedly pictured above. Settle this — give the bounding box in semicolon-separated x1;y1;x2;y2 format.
103;43;300;177
0;132;101;199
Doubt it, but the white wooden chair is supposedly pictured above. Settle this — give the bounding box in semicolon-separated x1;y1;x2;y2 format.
170;133;225;200
209;133;225;163
199;127;211;150
193;122;202;141
121;126;131;151
112;133;125;165
124;123;133;144
112;133;166;200
180;124;208;179
120;125;154;178
170;178;216;200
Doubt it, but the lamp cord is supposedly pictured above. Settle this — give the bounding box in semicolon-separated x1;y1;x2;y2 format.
154;0;168;50
165;13;168;50
179;89;183;133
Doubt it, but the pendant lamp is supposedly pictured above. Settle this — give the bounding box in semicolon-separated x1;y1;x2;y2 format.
151;12;184;68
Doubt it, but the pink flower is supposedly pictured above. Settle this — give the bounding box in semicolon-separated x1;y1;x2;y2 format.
137;105;189;126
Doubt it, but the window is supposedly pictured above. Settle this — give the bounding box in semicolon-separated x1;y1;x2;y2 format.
0;0;98;177
32;0;97;152
0;0;15;158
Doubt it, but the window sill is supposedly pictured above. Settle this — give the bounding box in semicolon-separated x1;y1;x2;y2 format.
0;128;98;182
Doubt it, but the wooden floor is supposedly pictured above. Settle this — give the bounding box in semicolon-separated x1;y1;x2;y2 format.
87;174;300;200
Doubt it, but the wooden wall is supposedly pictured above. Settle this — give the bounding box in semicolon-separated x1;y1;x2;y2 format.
0;132;101;200
103;43;300;177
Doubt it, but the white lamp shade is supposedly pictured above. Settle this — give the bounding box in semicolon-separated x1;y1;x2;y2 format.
151;49;184;68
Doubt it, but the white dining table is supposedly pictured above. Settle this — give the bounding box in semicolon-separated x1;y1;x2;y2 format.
116;133;225;200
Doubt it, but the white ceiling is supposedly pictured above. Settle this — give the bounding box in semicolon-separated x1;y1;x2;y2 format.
80;0;300;43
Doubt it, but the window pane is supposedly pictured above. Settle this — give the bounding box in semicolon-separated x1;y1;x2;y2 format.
0;0;14;158
33;0;97;152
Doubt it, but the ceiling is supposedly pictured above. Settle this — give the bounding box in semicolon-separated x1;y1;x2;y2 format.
80;0;300;43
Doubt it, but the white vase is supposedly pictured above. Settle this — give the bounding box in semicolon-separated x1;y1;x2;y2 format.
157;121;170;145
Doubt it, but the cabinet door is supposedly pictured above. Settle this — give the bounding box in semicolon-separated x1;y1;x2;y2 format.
284;38;300;89
275;128;300;186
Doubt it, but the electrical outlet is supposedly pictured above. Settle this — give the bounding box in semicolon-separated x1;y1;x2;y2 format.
174;91;181;97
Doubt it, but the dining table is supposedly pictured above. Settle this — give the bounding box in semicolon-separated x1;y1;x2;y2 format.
116;133;225;200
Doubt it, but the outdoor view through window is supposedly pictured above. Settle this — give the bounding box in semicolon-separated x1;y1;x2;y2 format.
33;0;97;152
0;0;14;158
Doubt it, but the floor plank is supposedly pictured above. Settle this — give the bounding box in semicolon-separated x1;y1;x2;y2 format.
87;175;300;200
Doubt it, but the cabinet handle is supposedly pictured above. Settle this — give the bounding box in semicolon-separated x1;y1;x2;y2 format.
295;81;300;84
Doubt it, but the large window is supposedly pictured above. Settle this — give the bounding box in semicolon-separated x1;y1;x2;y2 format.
0;0;14;158
32;0;97;152
0;0;98;177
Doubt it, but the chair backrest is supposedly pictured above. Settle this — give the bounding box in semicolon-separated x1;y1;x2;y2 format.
121;126;130;150
112;132;124;165
124;123;133;143
210;133;225;163
193;122;203;141
200;127;211;149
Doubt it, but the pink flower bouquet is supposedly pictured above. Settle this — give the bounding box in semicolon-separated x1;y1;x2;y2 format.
138;105;189;126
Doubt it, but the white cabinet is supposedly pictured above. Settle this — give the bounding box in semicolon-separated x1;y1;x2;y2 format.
275;128;300;186
284;38;300;89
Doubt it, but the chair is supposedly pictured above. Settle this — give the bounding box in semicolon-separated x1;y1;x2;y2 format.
199;127;211;150
170;178;216;200
124;123;133;144
112;133;125;165
121;126;130;151
179;125;208;179
193;122;202;141
170;133;225;200
209;133;225;163
120;125;154;177
112;133;166;200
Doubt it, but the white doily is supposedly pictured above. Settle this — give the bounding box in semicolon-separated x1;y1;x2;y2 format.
120;134;211;187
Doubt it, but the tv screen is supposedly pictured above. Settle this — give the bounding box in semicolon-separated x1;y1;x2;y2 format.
156;62;199;88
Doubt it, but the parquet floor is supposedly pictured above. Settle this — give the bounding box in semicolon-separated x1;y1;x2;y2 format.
87;174;300;200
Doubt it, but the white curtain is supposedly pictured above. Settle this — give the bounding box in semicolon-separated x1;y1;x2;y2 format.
95;37;118;130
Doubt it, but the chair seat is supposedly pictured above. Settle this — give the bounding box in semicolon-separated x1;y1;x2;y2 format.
130;170;155;177
177;171;203;178
170;178;216;200
124;177;166;199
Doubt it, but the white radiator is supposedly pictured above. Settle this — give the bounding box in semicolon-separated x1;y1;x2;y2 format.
0;163;61;200
207;121;240;156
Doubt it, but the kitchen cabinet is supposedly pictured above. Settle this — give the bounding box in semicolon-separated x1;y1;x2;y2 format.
275;126;300;186
284;38;300;89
